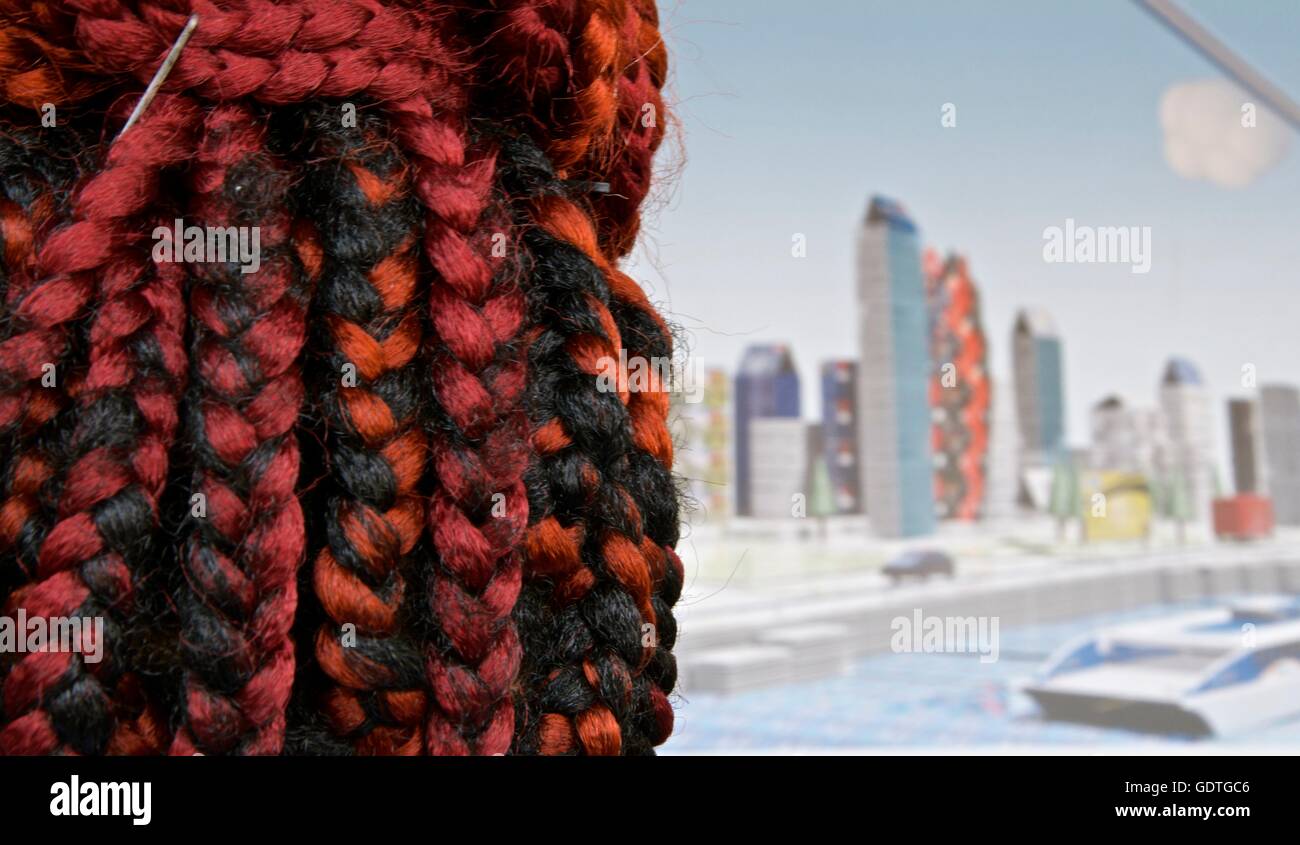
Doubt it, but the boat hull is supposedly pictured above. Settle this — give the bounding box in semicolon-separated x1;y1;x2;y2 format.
1024;687;1212;736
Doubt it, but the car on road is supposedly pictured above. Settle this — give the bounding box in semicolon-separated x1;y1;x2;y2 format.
883;549;955;585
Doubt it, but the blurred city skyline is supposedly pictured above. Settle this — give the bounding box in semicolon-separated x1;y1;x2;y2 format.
628;0;1300;476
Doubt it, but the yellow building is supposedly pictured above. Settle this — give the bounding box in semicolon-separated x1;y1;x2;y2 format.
1080;471;1152;542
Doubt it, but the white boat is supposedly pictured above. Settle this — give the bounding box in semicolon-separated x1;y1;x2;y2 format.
1024;595;1300;736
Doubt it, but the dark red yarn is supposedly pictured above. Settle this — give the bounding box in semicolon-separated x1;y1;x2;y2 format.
170;104;315;756
0;0;677;756
419;137;529;756
2;94;198;755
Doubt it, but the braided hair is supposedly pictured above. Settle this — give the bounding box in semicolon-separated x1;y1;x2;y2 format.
0;0;679;756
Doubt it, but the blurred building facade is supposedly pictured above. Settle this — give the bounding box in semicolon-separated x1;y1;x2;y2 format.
1227;397;1265;495
924;250;989;521
748;417;811;519
856;196;935;537
1012;309;1066;462
820;360;862;514
672;367;731;526
1159;357;1217;522
1089;395;1168;479
734;344;800;516
984;377;1021;520
1260;384;1300;526
802;423;835;518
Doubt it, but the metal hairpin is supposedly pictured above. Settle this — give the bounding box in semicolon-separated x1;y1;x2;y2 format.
114;14;200;142
562;180;612;194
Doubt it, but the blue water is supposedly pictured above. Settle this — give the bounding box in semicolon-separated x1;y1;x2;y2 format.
664;600;1300;752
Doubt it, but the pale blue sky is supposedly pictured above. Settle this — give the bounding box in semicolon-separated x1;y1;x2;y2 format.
628;0;1300;465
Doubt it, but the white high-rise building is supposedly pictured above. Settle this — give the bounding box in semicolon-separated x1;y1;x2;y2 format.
1159;358;1217;522
984;377;1020;521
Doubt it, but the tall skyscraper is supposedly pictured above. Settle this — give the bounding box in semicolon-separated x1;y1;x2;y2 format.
1012;309;1066;460
1227;397;1265;495
856;196;934;538
733;344;800;516
820;360;862;514
1159;357;1217;522
924;250;989;521
1260;384;1300;525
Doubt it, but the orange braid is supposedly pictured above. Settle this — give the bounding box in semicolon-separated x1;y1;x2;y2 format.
0;1;103;108
306;118;430;756
548;0;626;174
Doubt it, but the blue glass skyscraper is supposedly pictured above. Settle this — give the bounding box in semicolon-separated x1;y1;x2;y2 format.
856;196;935;537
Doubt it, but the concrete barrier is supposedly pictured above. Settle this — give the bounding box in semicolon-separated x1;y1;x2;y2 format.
677;550;1300;694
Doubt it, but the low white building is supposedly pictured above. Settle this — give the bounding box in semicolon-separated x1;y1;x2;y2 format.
748;418;811;519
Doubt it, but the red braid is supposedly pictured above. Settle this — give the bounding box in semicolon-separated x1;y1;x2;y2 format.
170;104;316;756
0;124;87;573
0;0;680;757
400;108;530;759
1;94;199;755
600;0;669;257
471;0;624;177
477;0;577;108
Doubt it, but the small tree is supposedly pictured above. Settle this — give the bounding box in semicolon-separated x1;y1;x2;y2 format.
1048;457;1079;543
1167;467;1191;545
806;454;834;539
